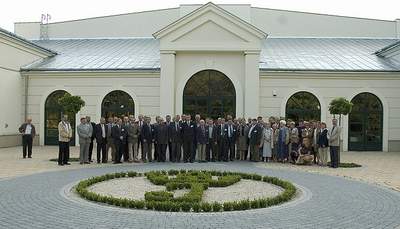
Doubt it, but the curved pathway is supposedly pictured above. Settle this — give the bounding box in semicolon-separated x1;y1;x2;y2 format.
0;162;399;229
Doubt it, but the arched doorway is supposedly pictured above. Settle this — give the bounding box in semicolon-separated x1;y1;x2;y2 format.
101;90;135;118
44;90;75;145
285;91;321;123
348;92;383;151
183;70;236;119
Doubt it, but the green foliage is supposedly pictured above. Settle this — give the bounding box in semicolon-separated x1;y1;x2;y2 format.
212;202;222;212
329;97;353;116
58;94;85;116
75;169;297;213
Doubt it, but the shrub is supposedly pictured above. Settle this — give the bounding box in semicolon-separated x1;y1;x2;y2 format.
201;202;212;212
145;191;173;202
192;203;201;212
223;202;233;211
127;171;137;177
75;170;296;213
181;202;191;212
212;202;222;212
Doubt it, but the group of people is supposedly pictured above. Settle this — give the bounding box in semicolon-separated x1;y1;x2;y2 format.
53;113;341;168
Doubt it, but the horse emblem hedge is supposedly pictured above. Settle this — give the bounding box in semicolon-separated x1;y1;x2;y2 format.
75;170;296;212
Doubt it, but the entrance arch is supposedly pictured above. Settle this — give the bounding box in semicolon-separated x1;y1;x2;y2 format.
101;90;135;118
285;91;321;123
44;90;75;146
183;70;236;119
348;92;383;151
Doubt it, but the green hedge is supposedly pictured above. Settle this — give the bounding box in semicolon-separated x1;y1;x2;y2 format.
75;169;297;212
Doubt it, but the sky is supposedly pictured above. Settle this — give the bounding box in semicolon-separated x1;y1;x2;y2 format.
1;0;399;32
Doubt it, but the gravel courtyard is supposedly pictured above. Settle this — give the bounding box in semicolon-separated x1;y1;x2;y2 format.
0;146;400;228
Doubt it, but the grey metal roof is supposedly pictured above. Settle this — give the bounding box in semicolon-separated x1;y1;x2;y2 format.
260;38;400;71
23;38;160;71
22;37;400;72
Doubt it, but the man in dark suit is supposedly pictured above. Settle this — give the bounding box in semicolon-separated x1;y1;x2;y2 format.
122;116;130;162
86;116;96;162
155;118;168;162
111;118;127;164
248;119;262;162
196;119;208;162
216;118;226;161
95;117;108;163
224;119;237;161
168;116;182;162
205;118;217;162
18;118;36;159
137;114;145;161
181;114;195;163
165;115;172;159
141;116;153;162
152;117;160;161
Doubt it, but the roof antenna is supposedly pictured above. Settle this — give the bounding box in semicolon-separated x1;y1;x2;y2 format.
40;13;51;40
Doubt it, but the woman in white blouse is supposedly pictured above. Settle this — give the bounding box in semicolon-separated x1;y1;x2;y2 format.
261;122;273;162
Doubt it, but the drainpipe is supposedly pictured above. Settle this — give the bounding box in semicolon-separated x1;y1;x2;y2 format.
24;74;28;120
396;19;400;38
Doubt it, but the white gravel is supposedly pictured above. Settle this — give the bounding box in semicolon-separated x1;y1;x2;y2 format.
88;177;283;203
203;180;283;203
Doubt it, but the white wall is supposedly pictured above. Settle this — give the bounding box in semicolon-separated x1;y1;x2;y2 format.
251;7;397;38
0;40;45;137
259;72;400;152
15;8;180;39
14;5;398;39
25;72;160;145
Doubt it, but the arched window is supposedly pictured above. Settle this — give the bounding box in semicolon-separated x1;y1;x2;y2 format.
285;91;321;123
101;90;134;118
349;92;383;151
183;70;235;119
45;90;75;145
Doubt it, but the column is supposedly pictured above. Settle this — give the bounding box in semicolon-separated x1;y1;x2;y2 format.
244;51;260;118
159;51;176;117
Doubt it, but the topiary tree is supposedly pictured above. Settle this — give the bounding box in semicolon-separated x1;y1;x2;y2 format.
328;97;353;126
58;94;85;118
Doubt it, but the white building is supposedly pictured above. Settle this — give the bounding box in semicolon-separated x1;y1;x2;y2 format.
1;3;400;151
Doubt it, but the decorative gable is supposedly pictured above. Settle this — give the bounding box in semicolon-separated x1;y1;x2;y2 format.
153;2;267;52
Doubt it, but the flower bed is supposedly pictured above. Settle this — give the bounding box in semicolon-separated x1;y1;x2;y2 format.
75;170;296;212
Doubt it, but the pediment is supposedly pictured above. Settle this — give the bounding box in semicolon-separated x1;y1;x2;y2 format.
172;20;248;44
154;2;267;51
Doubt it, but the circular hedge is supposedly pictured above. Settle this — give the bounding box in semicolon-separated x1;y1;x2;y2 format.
75;170;297;212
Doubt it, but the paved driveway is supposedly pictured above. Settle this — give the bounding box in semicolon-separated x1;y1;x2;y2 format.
0;162;399;229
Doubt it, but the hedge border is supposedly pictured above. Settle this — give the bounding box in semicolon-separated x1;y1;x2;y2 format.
75;170;297;212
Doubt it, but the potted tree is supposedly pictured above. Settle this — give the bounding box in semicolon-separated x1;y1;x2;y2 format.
58;94;85;118
328;97;353;126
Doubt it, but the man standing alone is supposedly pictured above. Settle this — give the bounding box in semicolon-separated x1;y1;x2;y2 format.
18;118;36;159
58;115;72;165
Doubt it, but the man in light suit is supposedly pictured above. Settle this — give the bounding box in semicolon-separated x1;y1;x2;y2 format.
58;115;72;166
328;118;341;168
77;117;93;164
105;117;115;163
